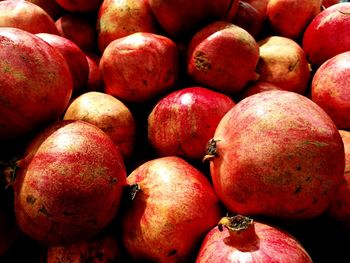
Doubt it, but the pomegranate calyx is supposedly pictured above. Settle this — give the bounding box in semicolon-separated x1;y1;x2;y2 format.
218;215;253;232
127;183;141;201
0;158;20;188
202;139;220;162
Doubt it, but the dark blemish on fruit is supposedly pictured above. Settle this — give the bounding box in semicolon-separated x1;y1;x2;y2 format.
294;185;302;194
26;195;36;204
167;249;177;257
194;51;211;72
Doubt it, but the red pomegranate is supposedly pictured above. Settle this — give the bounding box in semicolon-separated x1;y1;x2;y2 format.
238;81;282;100
148;0;236;38
148;87;235;160
25;0;63;20
0;27;72;141
55;13;97;52
196;215;313;262
205;90;344;220
187;21;259;95
122;156;222;262
85;53;103;92
327;130;350;228
97;0;157;52
13;120;127;245
302;2;350;67
266;0;323;39
46;235;121;263
36;33;89;93
311;51;350;129
64;92;136;160
100;32;179;103
256;36;311;95
0;0;58;34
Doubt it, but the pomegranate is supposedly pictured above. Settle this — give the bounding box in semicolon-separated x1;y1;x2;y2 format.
256;36;311;95
46;235;121;263
0;27;72;141
196;215;313;262
0;0;58;34
36;33;89;93
55;0;102;13
302;2;350;67
327;130;350;227
122;156;222;263
97;0;158;52
63;91;136;160
55;13;97;52
24;0;63;20
148;87;235;160
85;53;103;92
100;32;179;103
266;0;323;39
187;21;259;95
148;0;236;38
238;81;282;100
205;90;344;220
311;51;350;129
13;120;127;245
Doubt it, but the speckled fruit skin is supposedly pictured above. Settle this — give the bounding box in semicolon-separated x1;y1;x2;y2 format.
327;130;350;228
36;33;89;93
47;235;121;263
148;87;235;160
14;120;127;246
256;36;311;95
148;0;235;38
311;51;350;129
97;0;157;52
100;32;178;103
209;90;344;220
187;21;259;95
196;219;312;263
0;27;72;140
64;92;136;160
0;0;58;34
302;2;350;67
122;156;222;263
266;0;322;39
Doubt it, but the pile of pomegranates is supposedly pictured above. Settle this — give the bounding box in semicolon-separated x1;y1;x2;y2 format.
0;0;350;262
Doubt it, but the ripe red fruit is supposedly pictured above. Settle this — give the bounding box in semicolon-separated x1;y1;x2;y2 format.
122;156;222;262
36;33;89;93
148;87;235;160
196;215;313;262
13;120;127;245
0;0;58;34
311;51;350;129
238;81;282;100
266;0;323;39
64;92;136;160
85;53;103;92
303;2;350;67
55;0;102;13
0;27;72;140
97;0;157;52
25;0;63;20
327;130;350;227
148;0;235;38
256;36;311;95
206;90;344;219
100;32;179;103
187;21;259;95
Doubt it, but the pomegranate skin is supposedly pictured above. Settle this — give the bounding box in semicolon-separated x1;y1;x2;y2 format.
36;33;89;93
97;0;157;52
256;36;311;95
64;91;136;160
55;0;102;13
100;32;179;103
327;130;350;227
187;21;259;95
0;0;58;34
122;156;222;263
85;53;103;92
148;87;235;160
14;120;127;246
302;2;350;67
196;217;313;263
238;81;282;100
0;27;73;140
208;90;344;220
311;51;350;129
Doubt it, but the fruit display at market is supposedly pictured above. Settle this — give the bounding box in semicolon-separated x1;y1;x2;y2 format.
0;0;350;262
